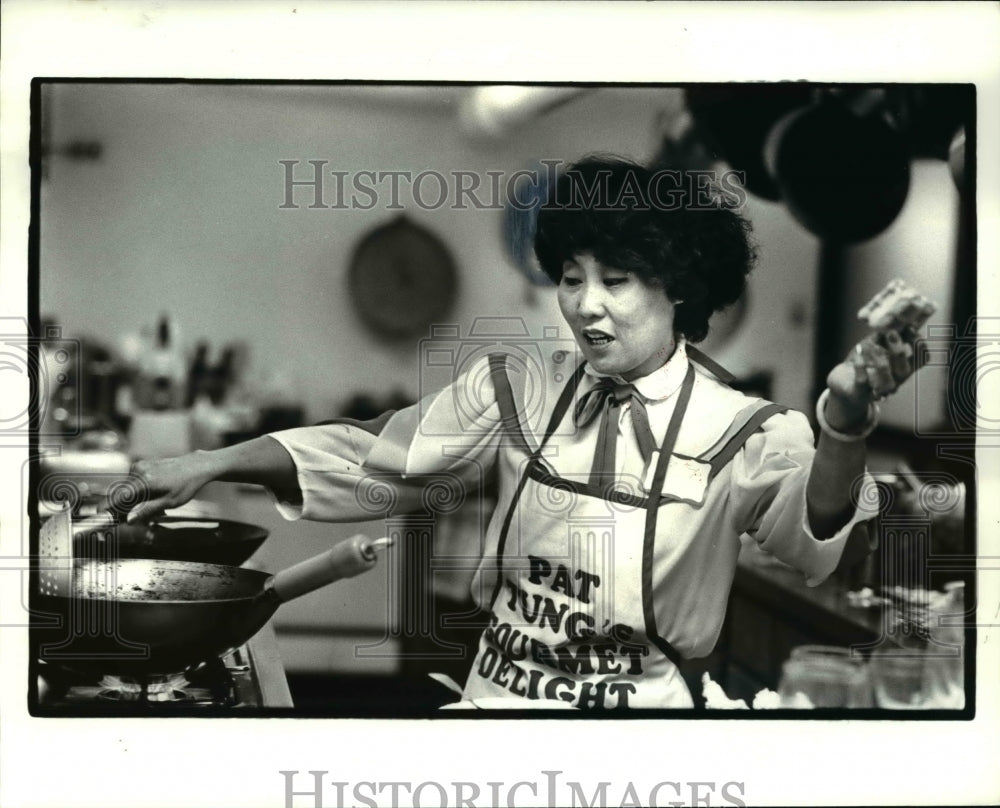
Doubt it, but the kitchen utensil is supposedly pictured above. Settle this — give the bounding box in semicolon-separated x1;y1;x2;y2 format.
36;535;392;675
39;505;76;598
75;516;268;566
40;504;132;593
43;503;269;566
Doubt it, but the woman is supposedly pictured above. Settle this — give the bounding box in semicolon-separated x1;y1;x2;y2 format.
120;156;920;709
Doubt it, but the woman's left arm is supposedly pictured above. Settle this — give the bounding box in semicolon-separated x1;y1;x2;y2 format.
806;328;919;538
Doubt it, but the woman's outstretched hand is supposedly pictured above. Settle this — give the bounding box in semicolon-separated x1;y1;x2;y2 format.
111;452;218;523
107;436;301;524
808;326;922;537
824;327;921;431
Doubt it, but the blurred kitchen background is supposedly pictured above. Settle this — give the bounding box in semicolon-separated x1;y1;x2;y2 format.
34;83;975;712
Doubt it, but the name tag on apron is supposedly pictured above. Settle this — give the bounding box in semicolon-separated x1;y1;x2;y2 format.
643;451;710;504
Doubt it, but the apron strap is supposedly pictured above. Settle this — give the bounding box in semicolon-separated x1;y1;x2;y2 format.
686;344;736;385
485;354;588;611
488;353;536;455
641;363;696;670
707;402;789;478
487;352;588;456
541;359;588;447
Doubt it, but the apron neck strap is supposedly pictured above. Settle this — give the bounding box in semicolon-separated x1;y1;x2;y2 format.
639;361;697;673
685;344;736;386
538;360;588;450
645;362;697;503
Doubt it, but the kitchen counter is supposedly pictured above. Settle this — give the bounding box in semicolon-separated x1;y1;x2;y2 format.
734;542;887;646
714;542;888;701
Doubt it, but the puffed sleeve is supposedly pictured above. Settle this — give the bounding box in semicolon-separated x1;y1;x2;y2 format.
267;355;503;522
727;408;879;586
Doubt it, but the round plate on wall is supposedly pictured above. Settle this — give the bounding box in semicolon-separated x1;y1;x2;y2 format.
348;215;459;339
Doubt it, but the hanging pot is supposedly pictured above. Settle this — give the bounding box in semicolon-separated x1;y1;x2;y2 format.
684;85;815;201
764;95;911;243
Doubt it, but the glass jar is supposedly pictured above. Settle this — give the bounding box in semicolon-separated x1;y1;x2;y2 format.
869;647;928;709
778;645;873;708
920;581;966;708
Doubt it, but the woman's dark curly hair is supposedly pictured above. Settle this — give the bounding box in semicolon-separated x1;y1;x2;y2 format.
534;155;757;343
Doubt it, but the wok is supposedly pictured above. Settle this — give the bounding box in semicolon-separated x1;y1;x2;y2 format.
73;514;269;566
37;534;389;676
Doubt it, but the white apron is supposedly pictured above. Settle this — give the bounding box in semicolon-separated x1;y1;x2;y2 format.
459;353;787;709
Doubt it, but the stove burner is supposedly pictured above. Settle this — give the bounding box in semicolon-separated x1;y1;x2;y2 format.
97;674;193;703
96;688;191;703
36;654;249;710
32;640;284;712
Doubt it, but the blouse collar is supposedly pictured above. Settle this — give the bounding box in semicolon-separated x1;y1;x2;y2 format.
582;337;690;402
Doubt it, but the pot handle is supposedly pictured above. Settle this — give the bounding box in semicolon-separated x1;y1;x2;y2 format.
267;534;393;603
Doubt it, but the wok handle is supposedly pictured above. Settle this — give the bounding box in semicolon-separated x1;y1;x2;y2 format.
267;534;392;603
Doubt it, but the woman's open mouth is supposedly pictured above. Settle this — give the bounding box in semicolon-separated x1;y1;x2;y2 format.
582;329;615;348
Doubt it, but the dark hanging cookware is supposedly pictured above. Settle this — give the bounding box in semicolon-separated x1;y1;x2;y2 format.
684;85;815;201
764;93;912;243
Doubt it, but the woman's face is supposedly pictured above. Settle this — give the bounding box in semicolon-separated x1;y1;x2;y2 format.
557;253;678;381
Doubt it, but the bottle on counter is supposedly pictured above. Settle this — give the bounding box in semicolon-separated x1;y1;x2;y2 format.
136;314;186;410
186;341;211;408
188;342;262;448
206;346;235;406
128;315;192;458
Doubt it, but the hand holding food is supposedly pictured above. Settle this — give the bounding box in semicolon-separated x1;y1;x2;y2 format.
824;279;937;429
857;278;937;336
852;278;936;396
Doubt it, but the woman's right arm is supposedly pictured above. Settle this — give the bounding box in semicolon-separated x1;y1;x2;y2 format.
123;435;300;522
119;354;507;523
